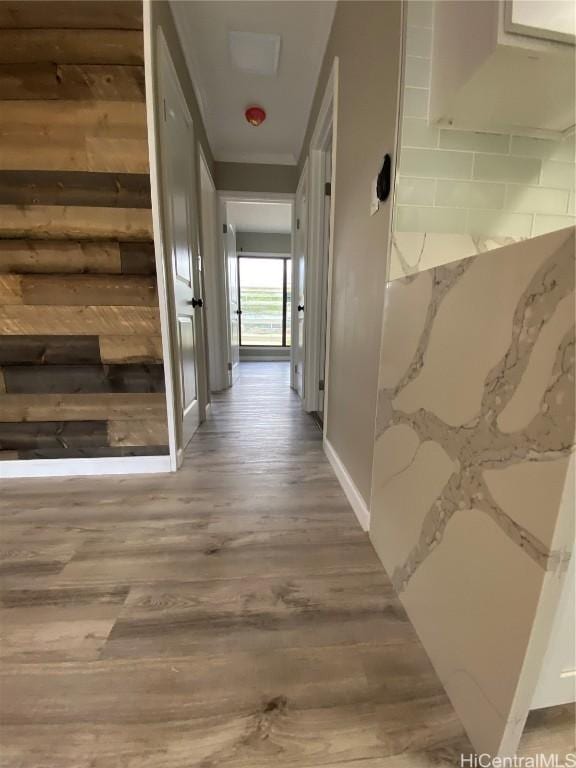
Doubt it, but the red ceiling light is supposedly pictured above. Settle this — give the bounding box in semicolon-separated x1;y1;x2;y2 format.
245;105;266;127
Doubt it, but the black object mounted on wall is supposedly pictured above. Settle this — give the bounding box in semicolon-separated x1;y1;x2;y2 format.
376;154;392;202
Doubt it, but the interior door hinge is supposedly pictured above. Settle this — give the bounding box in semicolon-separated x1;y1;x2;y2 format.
163;98;167;122
223;224;228;234
227;362;233;371
324;182;331;197
319;379;325;391
296;218;300;230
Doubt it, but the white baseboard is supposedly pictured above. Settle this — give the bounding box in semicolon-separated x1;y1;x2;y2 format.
0;455;172;479
323;438;370;531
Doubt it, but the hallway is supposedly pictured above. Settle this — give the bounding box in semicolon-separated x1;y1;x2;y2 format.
0;363;570;766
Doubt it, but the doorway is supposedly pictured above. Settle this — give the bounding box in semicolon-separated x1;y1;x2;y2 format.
301;59;337;426
220;196;294;368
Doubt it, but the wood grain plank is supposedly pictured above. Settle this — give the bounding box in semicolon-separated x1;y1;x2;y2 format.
108;420;169;447
103;570;412;660
0;64;145;102
0;2;143;30
0;586;131;610
0;140;148;175
0;101;148;173
0;206;153;240
0;241;152;275
0;393;167;422
0;101;147;140
14;274;158;307
119;242;156;274
0;137;149;173
0;306;160;335
86;137;149;174
9;445;169;459
99;335;163;364
0;450;19;460
0;30;143;65
0;274;22;304
2;364;165;394
0;171;151;208
0;421;109;450
0;63;58;100
0;335;101;365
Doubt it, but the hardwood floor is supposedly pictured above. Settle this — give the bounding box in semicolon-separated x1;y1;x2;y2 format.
0;362;572;766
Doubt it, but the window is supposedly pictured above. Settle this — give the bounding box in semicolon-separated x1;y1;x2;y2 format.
238;256;291;347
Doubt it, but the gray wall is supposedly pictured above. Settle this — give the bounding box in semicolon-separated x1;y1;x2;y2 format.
237;232;291;254
150;1;214;174
299;1;402;503
215;162;298;194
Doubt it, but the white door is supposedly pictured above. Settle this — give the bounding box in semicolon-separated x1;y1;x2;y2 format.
159;40;205;451
294;170;308;399
318;137;332;418
225;223;240;383
199;154;227;393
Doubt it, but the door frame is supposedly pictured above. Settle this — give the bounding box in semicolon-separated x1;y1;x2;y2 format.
303;57;338;427
218;191;295;384
153;27;208;469
199;146;229;394
293;161;308;395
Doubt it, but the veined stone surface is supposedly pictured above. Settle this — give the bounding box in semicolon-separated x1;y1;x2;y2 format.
371;226;576;757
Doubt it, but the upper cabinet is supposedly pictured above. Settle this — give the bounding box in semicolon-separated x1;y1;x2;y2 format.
429;0;576;137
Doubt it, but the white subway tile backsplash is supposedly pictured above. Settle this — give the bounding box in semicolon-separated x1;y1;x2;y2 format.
532;215;576;236
473;154;541;184
396;206;468;234
435;180;505;209
406;0;434;28
403;87;429;119
404;56;430;88
467;210;533;238
540;161;576;189
554;135;576;163
401;117;438;148
511;135;576;162
504;186;570;215
396;177;436;205
405;25;432;57
400;148;473;179
393;1;576;251
439;130;509;154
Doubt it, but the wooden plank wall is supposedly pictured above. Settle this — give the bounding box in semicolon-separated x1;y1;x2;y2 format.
0;1;169;460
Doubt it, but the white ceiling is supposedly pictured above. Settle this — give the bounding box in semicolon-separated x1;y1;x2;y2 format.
227;201;292;233
169;1;336;165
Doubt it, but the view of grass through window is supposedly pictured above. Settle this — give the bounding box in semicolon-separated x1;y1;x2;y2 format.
239;257;291;347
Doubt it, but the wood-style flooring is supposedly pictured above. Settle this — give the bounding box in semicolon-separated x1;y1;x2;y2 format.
0;362;573;767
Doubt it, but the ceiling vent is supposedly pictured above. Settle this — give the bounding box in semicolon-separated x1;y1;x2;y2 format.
228;30;281;76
